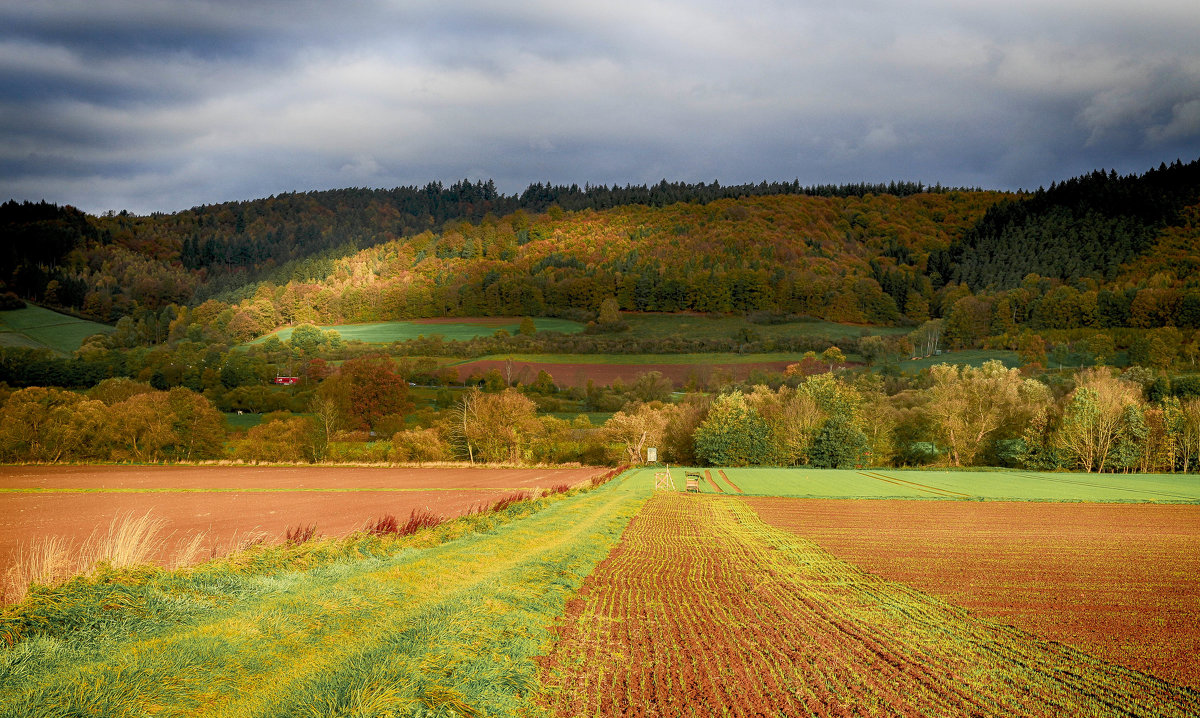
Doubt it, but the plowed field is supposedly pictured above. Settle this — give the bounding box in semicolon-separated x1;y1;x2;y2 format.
0;465;604;565
538;493;1199;717
745;497;1200;689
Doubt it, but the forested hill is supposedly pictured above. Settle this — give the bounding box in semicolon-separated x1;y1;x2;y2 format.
0;179;985;320
948;158;1200;290
1;159;1198;341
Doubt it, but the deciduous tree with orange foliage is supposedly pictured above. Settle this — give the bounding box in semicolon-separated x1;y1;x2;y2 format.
316;355;412;432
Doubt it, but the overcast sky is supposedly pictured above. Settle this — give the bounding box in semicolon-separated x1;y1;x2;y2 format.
2;0;1198;215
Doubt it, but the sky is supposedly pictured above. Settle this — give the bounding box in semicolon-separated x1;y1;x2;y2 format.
1;0;1199;216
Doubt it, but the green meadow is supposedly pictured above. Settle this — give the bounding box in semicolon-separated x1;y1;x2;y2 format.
253;317;585;345
662;467;1200;502
0;305;113;354
884;349;1021;373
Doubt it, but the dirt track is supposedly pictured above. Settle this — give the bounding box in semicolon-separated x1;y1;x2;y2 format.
0;465;604;566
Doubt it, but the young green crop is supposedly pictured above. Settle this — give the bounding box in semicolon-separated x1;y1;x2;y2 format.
671;466;1200;502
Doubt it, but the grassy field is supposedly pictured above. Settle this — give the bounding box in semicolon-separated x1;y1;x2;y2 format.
253;317;584;345
663;466;1200;502
885;348;1021;373
0;305;113;354
250;314;906;347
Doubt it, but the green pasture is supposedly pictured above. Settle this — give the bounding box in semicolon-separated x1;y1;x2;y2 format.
0;305;113;354
620;313;909;342
660;466;1200;502
547;411;612;426
885;349;1021;373
223;411;265;430
253;317;584;345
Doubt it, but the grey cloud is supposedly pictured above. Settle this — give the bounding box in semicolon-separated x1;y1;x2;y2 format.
0;1;1197;214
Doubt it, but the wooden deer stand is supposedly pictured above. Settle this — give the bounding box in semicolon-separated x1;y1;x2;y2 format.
653;463;677;491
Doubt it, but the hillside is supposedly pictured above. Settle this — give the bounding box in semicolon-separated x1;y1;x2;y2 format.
1;159;1197;349
200;190;1004;339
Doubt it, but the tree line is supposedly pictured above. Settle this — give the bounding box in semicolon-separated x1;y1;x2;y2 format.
5;351;1200;474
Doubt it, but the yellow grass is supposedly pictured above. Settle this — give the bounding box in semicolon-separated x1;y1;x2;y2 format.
2;511;220;605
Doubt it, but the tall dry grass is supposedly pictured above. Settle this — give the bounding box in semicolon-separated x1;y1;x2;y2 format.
1;511;213;606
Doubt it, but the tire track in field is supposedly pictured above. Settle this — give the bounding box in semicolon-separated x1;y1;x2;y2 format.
857;470;971;498
717;470;743;493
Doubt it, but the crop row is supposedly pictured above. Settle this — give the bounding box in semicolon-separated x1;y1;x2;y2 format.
745;496;1200;690
538;493;1199;717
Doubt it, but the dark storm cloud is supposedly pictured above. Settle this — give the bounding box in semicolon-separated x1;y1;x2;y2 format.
1;0;1197;214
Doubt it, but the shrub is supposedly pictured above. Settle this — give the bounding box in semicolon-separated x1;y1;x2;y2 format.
808;415;869;469
693;391;773;466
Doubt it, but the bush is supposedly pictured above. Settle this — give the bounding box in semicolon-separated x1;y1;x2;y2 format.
808;415;868;469
388;428;450;464
693;391;773;466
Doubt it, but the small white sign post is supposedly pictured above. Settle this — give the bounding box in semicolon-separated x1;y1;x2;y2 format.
647;447;657;463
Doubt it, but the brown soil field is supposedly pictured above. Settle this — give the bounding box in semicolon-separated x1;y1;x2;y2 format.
453;359;794;388
0;465;599;490
0;465;604;567
745;497;1200;690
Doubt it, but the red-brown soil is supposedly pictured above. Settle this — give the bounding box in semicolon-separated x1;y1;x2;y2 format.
0;465;599;491
745;497;1200;689
453;359;794;388
0;465;604;566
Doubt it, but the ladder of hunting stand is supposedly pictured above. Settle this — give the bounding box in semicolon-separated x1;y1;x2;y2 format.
653;464;677;491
